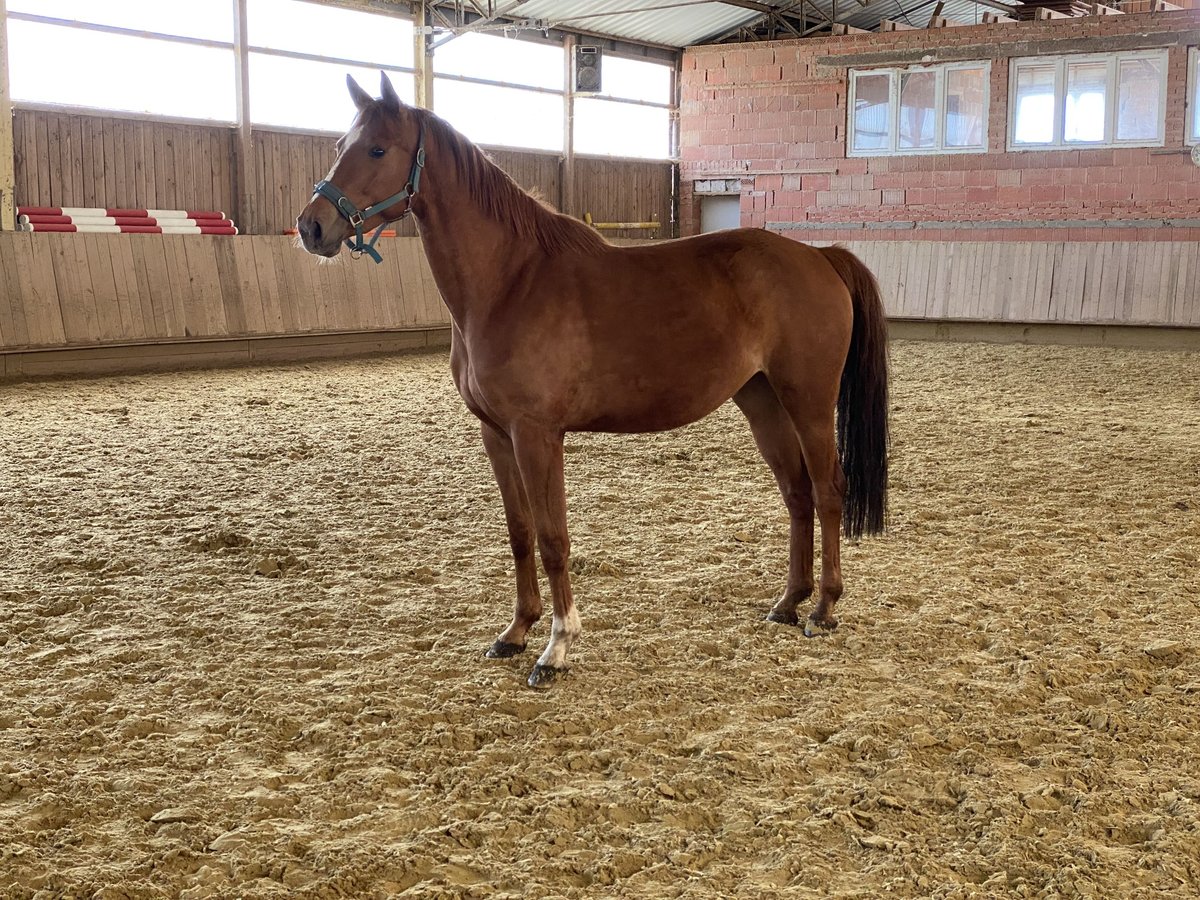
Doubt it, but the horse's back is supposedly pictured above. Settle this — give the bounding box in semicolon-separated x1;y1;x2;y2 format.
585;227;852;331
606;227;845;288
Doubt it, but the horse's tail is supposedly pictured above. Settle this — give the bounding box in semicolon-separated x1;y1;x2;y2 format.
820;245;889;539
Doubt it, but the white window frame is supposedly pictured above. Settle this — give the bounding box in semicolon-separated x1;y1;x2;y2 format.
1007;49;1168;151
1187;47;1199;147
847;60;991;157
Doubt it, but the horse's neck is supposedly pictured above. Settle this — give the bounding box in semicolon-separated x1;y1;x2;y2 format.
412;151;538;331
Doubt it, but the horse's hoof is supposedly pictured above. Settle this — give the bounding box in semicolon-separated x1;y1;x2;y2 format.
527;664;568;689
804;616;838;638
766;608;800;626
486;640;526;659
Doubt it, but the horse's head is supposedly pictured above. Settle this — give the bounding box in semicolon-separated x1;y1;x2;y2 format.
297;72;425;259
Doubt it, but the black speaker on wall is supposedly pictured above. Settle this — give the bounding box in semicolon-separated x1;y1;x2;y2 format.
574;45;602;93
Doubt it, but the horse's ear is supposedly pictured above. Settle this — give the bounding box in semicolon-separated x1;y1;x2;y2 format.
379;70;404;112
347;74;373;112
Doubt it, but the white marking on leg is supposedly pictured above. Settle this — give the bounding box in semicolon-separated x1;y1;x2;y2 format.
536;606;581;670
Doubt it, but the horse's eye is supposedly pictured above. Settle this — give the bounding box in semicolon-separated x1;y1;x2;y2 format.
369;147;386;159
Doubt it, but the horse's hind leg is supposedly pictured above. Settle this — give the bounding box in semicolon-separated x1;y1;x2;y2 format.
776;393;846;637
733;374;814;626
480;422;543;658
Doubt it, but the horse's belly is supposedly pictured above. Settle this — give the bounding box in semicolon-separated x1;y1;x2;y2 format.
566;371;746;434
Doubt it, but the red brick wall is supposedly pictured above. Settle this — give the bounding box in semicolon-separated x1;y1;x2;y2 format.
679;11;1200;242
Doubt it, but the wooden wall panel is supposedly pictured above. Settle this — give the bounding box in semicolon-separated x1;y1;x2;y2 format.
3;234;1197;356
249;133;563;236
16;109;671;242
4;233;1200;353
0;233;452;350
575;156;674;241
12;109;235;215
485;147;561;209
844;241;1200;328
249;128;419;238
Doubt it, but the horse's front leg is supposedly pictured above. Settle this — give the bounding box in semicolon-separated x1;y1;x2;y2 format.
511;426;579;688
480;422;543;658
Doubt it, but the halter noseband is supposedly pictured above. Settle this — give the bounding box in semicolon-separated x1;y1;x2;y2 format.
311;121;426;264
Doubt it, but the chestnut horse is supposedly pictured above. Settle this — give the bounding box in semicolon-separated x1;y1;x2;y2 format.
297;74;889;688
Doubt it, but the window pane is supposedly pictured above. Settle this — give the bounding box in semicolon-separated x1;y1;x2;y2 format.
898;71;936;150
8;0;233;41
8;21;235;120
595;56;672;105
852;73;890;152
435;80;563;152
1064;60;1107;143
248;0;413;67
574;99;670;158
1116;57;1162;142
251;55;414;131
434;33;562;91
1013;63;1056;144
944;67;986;148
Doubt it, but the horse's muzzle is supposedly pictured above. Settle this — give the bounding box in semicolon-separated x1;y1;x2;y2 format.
296;206;343;258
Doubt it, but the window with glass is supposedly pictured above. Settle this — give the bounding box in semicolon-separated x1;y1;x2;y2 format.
1188;48;1200;147
434;79;565;152
247;0;414;131
433;32;564;152
5;0;237;120
848;62;989;156
573;56;674;159
3;2;678;158
1008;50;1167;150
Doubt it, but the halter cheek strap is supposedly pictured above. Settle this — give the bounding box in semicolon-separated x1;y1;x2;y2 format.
312;122;426;264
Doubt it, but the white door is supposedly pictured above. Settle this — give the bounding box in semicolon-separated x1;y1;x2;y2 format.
700;195;741;233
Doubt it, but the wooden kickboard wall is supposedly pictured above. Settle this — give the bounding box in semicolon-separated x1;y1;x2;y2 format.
841;241;1200;328
0;234;450;350
3;236;1197;355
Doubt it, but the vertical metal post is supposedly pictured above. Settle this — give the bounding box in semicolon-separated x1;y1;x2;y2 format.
0;0;17;231
232;0;254;233
561;34;576;218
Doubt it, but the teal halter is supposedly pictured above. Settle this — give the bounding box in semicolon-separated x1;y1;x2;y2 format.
312;122;426;264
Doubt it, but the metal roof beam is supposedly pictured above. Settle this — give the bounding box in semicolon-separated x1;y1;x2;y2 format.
717;0;776;10
704;1;813;42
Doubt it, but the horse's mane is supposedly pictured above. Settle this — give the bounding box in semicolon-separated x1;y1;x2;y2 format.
413;108;610;257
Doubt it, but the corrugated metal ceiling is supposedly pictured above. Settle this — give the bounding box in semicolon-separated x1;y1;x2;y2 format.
486;0;1004;47
505;1;761;48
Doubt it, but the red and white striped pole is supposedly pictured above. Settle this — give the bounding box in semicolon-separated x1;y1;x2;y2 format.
17;207;239;235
